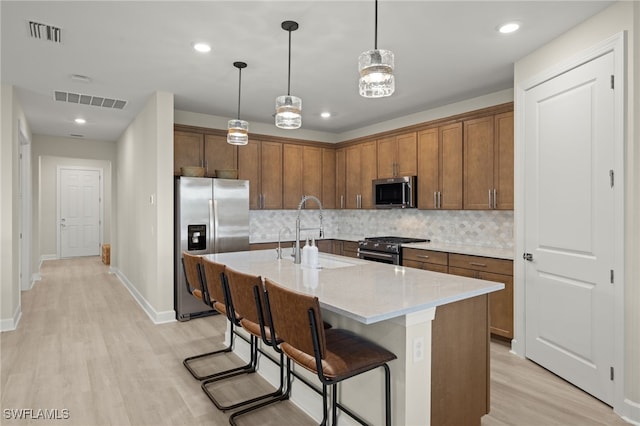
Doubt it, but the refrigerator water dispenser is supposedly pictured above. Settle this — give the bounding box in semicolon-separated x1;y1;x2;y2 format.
188;224;207;251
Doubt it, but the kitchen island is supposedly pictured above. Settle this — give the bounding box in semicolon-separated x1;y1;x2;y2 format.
204;250;504;425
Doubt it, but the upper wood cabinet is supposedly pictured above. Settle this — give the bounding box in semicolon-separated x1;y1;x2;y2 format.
322;148;336;209
283;145;324;209
494;112;514;210
417;123;463;210
377;132;417;178
204;134;238;177
335;148;346;209
174;130;204;175
345;141;377;209
463;112;513;210
238;139;282;209
174;129;238;177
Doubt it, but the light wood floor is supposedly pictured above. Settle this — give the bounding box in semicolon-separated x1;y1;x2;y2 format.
0;257;628;425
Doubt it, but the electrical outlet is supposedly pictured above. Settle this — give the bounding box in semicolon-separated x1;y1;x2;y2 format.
413;337;424;362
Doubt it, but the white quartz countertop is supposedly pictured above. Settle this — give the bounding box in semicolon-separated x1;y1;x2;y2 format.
204;250;504;324
402;241;514;260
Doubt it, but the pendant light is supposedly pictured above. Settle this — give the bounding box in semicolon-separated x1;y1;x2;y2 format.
227;61;249;145
358;0;395;98
275;20;302;129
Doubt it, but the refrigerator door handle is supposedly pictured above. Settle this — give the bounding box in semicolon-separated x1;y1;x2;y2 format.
211;199;219;252
209;199;215;253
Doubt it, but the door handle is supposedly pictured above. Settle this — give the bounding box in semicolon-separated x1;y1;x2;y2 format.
523;253;533;261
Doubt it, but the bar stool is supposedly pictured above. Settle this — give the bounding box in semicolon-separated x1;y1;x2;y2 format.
181;253;253;382
201;266;288;414
263;278;397;426
219;267;291;424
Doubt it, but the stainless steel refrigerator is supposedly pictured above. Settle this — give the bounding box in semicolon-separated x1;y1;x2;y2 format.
174;177;250;321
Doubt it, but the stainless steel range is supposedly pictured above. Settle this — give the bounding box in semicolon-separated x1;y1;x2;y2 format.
358;236;429;265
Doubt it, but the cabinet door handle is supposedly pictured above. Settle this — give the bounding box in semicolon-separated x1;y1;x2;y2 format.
434;192;437;209
470;262;487;267
340;195;344;209
493;188;497;209
438;191;442;209
488;189;492;209
417;255;430;259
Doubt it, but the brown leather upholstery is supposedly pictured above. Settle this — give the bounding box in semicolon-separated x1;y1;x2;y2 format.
182;252;205;301
224;267;271;340
264;278;397;381
200;258;231;316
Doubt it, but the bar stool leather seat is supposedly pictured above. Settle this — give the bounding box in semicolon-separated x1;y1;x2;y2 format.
264;278;397;425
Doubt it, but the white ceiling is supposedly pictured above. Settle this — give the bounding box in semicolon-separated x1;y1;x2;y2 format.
1;1;613;142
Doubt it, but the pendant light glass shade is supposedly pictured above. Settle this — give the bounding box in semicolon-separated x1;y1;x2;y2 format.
275;95;302;129
227;119;249;145
275;21;301;129
227;61;249;145
359;0;395;98
358;49;394;98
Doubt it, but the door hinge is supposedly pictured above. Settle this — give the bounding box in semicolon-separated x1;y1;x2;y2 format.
610;170;614;188
610;75;614;89
610;269;614;284
610;366;614;381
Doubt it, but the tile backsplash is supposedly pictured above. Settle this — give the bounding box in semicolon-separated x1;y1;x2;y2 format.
250;209;513;249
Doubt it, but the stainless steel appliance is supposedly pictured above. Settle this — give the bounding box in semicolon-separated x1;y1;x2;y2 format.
358;236;429;265
174;177;250;321
373;176;417;209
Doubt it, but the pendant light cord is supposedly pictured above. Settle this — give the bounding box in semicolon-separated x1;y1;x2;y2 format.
374;0;378;50
237;67;242;119
287;28;292;95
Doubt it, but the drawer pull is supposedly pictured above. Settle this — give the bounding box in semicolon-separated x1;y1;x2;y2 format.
417;255;430;259
470;262;487;267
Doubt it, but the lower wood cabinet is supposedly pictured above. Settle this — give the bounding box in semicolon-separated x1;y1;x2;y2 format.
402;249;514;339
402;248;448;273
341;241;359;258
448;253;514;339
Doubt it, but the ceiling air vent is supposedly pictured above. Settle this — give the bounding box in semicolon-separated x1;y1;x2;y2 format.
54;91;127;110
29;21;61;43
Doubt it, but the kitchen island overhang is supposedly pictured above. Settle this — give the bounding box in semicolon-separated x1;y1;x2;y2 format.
203;250;503;425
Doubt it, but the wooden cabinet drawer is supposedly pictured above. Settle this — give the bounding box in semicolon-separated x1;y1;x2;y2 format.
403;259;448;273
449;253;512;276
403;248;448;266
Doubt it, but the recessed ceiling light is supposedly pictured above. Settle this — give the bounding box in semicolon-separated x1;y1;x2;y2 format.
75;118;86;124
498;22;521;34
193;42;211;53
320;112;331;119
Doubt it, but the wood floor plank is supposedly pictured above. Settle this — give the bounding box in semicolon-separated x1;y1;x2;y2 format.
0;257;628;426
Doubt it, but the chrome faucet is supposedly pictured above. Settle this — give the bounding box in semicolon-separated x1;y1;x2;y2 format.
277;226;292;260
294;195;324;264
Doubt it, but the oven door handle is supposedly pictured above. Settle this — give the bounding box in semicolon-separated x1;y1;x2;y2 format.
358;249;397;260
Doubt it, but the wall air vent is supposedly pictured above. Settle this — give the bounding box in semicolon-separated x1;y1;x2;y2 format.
29;21;61;43
54;91;127;110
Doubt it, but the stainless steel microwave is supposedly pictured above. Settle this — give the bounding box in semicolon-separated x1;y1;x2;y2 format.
373;176;417;209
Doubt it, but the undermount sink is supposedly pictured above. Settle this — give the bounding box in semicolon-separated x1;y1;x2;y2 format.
310;258;359;269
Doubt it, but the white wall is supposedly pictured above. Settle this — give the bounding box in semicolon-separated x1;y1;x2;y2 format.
175;88;514;143
114;91;174;323
31;135;116;268
514;1;639;422
0;84;31;331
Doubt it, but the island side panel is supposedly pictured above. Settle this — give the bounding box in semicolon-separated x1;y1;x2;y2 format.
431;294;490;426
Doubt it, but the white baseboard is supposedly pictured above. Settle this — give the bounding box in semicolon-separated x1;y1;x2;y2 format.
0;304;22;332
39;254;57;270
111;267;176;325
620;398;640;425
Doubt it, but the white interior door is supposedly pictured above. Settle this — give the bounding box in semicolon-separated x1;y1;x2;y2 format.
523;51;615;404
59;168;101;258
